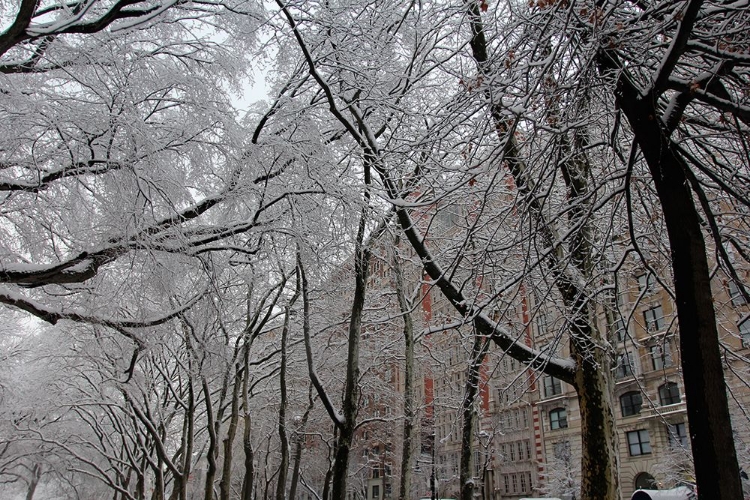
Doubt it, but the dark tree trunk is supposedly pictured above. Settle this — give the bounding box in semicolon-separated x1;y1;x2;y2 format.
330;236;370;500
616;78;742;500
219;364;242;500
203;378;218;500
241;344;255;500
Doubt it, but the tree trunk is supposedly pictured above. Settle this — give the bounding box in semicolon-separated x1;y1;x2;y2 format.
25;464;40;500
331;230;370;500
241;343;255;500
460;333;489;500
615;77;742;499
203;378;218;500
219;364;242;500
290;384;315;500
152;458;165;500
393;238;416;500
276;295;298;500
571;321;618;500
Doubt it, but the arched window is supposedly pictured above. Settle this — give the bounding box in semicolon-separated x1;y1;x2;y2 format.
620;391;643;417
634;472;657;490
549;408;568;430
659;382;681;405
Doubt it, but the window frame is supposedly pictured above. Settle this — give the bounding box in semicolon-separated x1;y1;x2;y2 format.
667;422;689;449
549;408;568;430
650;342;673;370
612;317;628;343
615;351;635;379
638;273;656;294
626;429;652;456
659;382;681;406
620;391;643;417
543;375;563;398
643;305;666;332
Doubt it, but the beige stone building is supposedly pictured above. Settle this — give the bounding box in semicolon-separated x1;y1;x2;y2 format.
344;232;750;500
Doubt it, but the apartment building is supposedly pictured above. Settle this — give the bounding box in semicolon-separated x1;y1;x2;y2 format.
340;223;750;500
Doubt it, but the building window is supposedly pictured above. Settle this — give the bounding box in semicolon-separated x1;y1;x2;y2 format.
509;442;516;461
611;317;628;343
372;466;380;479
504;475;510;494
620;391;643;417
635;472;657;490
650;342;673;370
740;319;750;347
512;473;518;493
615;351;635;379
536;312;551;334
638;273;656;293
520;472;527;492
659;382;681;405
518;441;525;460
644;305;666;332
729;281;747;307
549;408;568;430
627;429;652;456
668;422;689;449
543;376;563;398
372;485;380;500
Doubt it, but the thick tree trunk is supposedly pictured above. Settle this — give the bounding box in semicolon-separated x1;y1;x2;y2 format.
460;333;488;500
571;319;618;500
616;79;742;499
152;462;165;500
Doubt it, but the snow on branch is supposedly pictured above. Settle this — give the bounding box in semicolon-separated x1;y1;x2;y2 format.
0;285;204;332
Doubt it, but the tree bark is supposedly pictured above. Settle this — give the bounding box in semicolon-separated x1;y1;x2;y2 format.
393;238;416;500
330;213;371;500
241;342;255;500
202;378;218;500
614;75;742;499
460;333;489;500
219;364;242;500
